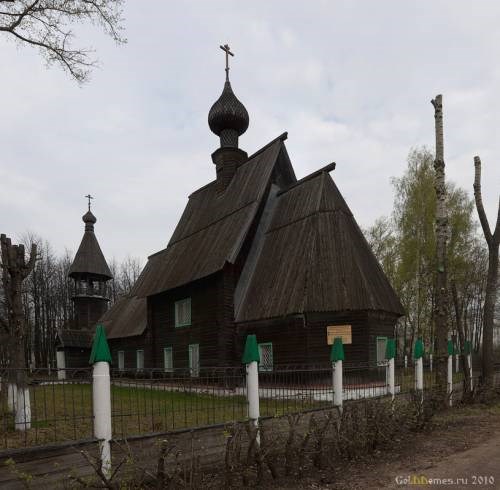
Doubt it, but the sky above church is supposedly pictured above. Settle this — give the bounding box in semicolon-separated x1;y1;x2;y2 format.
1;0;499;265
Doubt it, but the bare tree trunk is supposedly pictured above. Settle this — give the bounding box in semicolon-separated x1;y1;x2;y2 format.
0;235;36;430
473;156;500;386
431;95;449;390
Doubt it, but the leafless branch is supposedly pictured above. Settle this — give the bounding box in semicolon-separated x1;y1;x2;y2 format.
0;0;125;83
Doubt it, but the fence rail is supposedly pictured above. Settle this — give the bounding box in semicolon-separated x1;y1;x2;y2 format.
0;360;487;450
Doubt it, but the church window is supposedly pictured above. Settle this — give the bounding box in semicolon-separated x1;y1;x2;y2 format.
136;349;144;371
258;343;273;372
188;343;199;377
175;298;191;327
118;351;125;371
376;337;388;365
164;347;173;372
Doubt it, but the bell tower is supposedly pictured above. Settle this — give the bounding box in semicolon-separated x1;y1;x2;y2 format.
68;196;112;330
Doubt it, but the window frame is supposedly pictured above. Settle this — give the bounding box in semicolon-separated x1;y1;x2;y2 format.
163;346;173;373
117;350;125;371
258;342;274;372
376;336;388;365
174;298;192;328
136;349;144;371
188;343;200;378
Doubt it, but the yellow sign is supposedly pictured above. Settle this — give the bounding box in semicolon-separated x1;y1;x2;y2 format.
327;325;352;345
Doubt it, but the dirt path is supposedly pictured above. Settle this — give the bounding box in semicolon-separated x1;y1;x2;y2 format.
387;434;500;489
281;403;500;489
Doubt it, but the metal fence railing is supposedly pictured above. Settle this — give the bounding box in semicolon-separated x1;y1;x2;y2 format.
0;368;93;449
110;367;247;439
0;361;493;450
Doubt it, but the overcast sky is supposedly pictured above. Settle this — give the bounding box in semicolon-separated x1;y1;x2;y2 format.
1;0;499;266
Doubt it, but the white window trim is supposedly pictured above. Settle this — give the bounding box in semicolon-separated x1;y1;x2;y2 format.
258;342;274;372
188;343;199;378
164;347;173;372
118;350;125;371
136;349;144;371
376;337;388;365
175;298;192;327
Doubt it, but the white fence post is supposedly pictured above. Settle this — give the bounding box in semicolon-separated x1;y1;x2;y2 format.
414;339;424;397
56;350;66;381
14;386;31;431
447;340;453;407
330;337;344;412
242;335;260;445
404;355;408;369
429;353;433;372
90;325;113;477
385;339;396;400
7;383;17;413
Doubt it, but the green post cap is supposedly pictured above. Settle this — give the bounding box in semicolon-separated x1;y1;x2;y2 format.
463;340;472;355
89;325;112;365
330;337;345;362
413;338;424;360
447;340;454;356
385;338;396;360
242;334;260;364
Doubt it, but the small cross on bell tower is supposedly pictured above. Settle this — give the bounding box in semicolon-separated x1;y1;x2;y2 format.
85;194;94;211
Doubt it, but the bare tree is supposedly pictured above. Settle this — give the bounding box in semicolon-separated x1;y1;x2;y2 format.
431;94;449;389
0;0;125;83
473;156;500;386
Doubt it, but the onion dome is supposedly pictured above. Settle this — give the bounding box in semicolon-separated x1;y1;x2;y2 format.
208;80;249;148
83;210;97;231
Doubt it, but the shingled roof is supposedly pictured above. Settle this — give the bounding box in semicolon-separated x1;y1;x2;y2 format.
56;329;92;348
99;294;147;339
132;135;291;298
235;171;405;322
68;211;112;279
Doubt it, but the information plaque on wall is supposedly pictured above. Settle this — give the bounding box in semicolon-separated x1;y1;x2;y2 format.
326;325;352;345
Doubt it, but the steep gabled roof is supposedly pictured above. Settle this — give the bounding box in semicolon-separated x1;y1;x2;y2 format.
99;294;147;339
68;211;112;279
236;171;405;322
132;135;289;298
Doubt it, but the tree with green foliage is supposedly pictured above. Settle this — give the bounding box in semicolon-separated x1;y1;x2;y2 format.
366;147;487;365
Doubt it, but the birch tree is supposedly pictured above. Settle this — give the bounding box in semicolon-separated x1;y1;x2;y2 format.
431;94;449;389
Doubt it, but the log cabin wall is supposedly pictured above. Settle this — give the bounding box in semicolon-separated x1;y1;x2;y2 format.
148;273;226;369
108;332;151;370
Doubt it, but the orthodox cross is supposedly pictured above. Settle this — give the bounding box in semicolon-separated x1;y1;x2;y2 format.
220;44;234;80
85;194;94;211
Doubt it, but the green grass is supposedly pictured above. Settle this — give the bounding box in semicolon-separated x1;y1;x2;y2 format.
1;381;328;449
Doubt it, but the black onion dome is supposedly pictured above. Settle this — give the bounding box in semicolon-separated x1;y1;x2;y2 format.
208;81;249;136
83;210;97;225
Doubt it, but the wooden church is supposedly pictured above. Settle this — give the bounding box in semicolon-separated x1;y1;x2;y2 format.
96;46;404;373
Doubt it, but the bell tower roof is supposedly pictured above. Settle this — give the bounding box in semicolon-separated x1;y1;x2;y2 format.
68;197;112;280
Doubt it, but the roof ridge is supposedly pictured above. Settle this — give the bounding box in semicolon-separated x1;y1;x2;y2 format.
277;162;335;196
